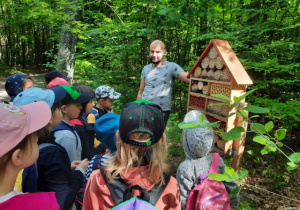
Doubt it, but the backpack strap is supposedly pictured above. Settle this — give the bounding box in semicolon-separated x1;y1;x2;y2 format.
100;167;127;205
100;167;171;206
199;153;220;184
209;153;220;174
52;122;79;148
90;108;100;120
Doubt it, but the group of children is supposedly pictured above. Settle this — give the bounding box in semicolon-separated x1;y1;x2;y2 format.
0;70;239;209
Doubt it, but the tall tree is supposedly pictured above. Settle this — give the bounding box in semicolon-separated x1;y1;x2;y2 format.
56;0;82;84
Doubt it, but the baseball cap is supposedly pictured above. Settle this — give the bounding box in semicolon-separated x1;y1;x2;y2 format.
13;86;66;108
95;113;120;152
47;77;70;89
5;73;27;98
60;85;92;105
45;70;69;84
95;85;121;99
119;99;165;146
0;101;51;157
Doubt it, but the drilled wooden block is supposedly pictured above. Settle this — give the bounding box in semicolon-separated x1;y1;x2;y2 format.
210;84;231;98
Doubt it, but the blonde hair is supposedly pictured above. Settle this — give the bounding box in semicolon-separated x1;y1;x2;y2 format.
104;131;169;186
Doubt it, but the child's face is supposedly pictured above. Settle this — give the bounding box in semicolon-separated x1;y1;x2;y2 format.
64;103;82;119
52;107;63;128
85;99;94;114
23;79;34;90
23;134;39;167
101;98;113;110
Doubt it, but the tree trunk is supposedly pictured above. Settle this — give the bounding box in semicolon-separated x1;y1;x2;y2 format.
56;0;82;84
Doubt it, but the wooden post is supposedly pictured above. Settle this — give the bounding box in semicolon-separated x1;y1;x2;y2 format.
231;114;248;172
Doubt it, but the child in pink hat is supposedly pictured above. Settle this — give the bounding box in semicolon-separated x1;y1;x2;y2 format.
0;102;59;209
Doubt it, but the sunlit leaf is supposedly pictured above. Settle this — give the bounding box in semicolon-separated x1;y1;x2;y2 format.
208;173;229;181
225;167;237;179
275;129;287;141
222;127;244;140
289;153;300;163
237;169;248;180
199;113;205;123
250;115;260;119
276;142;283;147
178;122;200;129
244;106;270;113
178;122;220;129
237;110;248;117
287;162;297;167
265;121;274;132
253;135;269;145
211;94;231;102
250;123;266;134
261;146;272;155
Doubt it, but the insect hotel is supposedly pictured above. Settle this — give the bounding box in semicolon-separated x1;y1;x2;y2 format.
187;39;253;171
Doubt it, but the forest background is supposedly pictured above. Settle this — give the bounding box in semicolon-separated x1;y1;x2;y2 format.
0;0;299;209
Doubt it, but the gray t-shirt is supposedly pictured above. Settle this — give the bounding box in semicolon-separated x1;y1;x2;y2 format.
141;61;184;111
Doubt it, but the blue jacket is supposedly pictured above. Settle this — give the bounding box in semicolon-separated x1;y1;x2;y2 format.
37;142;84;210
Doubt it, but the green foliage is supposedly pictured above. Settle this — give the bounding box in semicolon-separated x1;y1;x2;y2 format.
287;153;300;171
222;127;244;141
209;168;248;198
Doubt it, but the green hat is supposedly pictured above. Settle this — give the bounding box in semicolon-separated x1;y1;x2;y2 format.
60;85;92;105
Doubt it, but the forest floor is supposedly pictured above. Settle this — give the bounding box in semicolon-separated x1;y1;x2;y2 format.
1;68;299;210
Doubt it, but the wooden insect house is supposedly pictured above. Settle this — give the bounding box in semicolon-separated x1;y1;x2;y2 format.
187;39;253;170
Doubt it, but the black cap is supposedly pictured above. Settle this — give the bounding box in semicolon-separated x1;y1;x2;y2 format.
119;99;165;146
45;70;69;84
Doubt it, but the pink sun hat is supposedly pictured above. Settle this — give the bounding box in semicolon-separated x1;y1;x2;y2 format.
47;77;70;89
0;101;51;157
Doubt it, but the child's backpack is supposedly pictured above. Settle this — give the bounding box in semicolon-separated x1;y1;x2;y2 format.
186;153;231;210
52;121;79;148
100;167;171;210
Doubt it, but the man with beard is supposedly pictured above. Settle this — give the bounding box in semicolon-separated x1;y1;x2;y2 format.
137;40;190;125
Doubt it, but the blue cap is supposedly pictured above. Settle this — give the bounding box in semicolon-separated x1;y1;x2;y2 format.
13;86;66;108
95;113;120;152
5;73;27;98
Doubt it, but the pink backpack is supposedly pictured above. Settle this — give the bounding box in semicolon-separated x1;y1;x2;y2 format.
186;153;231;210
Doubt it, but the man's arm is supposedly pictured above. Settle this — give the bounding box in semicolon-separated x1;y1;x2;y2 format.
177;71;190;83
136;80;145;100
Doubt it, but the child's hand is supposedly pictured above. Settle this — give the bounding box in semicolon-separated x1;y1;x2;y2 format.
71;160;81;171
77;158;89;171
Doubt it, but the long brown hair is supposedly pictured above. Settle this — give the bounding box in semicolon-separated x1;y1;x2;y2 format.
104;131;169;186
